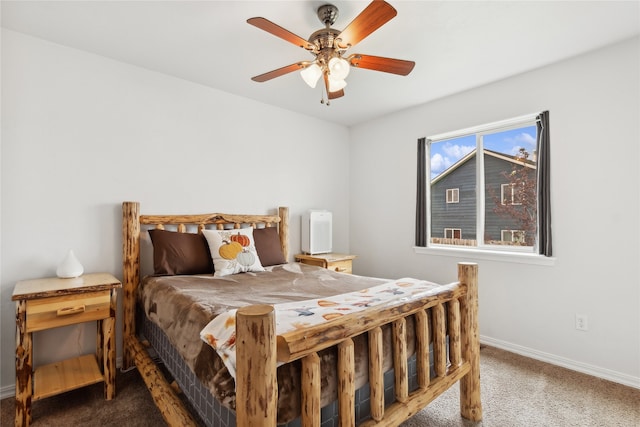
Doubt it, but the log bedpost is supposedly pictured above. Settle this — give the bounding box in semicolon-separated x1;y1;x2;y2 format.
236;304;277;427
458;262;482;421
122;201;140;370
15;300;32;426
102;288;118;400
278;206;289;262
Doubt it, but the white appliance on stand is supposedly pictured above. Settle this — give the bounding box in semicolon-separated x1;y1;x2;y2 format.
301;210;332;255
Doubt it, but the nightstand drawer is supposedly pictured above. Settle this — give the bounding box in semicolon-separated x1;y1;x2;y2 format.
295;253;356;274
327;260;352;274
26;291;111;332
298;257;326;268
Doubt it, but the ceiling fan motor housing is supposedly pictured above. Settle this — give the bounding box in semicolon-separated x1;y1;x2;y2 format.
308;28;341;48
308;28;347;70
317;4;339;26
309;5;346;66
310;4;343;66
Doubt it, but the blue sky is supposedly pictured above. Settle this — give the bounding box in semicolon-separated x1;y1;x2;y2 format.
430;126;536;179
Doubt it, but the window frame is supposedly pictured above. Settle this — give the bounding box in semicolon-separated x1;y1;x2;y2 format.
422;113;553;264
500;183;522;206
444;228;462;239
501;229;525;243
446;188;459;204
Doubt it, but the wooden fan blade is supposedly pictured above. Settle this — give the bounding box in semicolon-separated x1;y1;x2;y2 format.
323;72;345;99
336;0;397;49
349;54;415;76
251;63;306;83
247;17;314;50
328;89;345;99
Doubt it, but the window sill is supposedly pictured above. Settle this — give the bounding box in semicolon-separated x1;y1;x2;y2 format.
414;245;556;266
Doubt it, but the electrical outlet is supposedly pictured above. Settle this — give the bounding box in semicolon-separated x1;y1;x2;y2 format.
575;314;588;331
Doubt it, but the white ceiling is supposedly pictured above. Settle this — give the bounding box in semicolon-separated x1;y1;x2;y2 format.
2;1;639;126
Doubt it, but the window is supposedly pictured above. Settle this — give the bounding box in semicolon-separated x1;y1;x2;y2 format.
444;228;462;239
418;113;550;255
501;184;522;206
501;230;525;244
446;188;459;203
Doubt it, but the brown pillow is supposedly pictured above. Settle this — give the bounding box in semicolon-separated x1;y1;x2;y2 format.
148;229;213;275
253;227;286;266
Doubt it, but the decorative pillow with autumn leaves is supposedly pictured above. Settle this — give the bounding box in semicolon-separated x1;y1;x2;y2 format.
202;228;265;277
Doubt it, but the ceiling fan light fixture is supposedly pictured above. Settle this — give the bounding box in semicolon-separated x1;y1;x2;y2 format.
328;57;350;80
301;63;322;88
328;76;347;92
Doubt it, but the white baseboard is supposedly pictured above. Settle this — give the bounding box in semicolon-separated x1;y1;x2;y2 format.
481;335;640;389
1;356;125;400
1;384;15;400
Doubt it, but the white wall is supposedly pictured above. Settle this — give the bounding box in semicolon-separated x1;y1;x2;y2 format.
0;30;351;394
349;37;640;387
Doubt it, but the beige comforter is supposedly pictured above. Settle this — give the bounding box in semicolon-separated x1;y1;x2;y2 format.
139;262;429;423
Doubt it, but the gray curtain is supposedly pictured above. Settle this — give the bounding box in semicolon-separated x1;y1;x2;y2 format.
415;138;427;246
537;111;552;256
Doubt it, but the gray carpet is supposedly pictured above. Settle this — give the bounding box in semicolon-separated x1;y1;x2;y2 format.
2;346;639;426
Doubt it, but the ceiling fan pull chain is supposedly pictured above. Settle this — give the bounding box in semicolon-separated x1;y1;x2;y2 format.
320;85;331;106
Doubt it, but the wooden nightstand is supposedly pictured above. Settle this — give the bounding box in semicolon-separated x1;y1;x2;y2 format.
12;273;121;426
295;253;357;274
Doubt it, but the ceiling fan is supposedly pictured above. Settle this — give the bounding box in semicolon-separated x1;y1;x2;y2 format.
247;0;415;104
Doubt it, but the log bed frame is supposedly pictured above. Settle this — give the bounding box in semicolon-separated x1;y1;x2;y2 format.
122;201;482;426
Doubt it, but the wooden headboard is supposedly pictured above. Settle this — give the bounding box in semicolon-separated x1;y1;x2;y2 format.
121;201;289;369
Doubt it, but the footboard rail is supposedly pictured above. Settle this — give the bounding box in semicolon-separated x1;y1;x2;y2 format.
235;263;481;426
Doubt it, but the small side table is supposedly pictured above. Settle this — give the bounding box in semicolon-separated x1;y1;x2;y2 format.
12;273;121;426
295;253;357;274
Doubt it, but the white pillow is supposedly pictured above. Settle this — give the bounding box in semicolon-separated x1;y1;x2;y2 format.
202;228;265;277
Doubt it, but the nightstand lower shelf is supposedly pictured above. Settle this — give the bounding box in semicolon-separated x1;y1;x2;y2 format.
33;354;104;401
